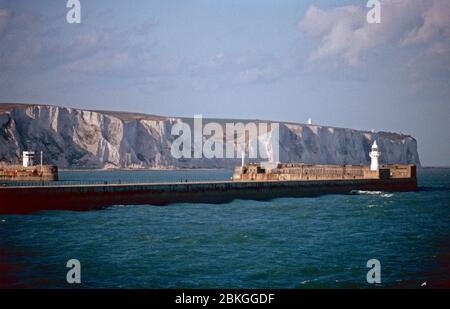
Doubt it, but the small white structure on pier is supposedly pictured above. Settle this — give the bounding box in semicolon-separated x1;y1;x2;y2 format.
307;118;312;125
22;151;35;167
369;141;380;171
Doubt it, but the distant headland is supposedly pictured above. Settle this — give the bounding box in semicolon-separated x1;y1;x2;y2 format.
0;103;420;169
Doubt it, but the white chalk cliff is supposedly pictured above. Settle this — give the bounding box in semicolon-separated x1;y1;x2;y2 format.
0;104;420;169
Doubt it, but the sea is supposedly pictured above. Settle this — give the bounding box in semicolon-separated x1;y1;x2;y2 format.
1;168;449;288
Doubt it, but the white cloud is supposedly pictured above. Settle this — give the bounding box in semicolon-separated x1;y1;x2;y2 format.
0;9;12;36
401;0;450;53
63;51;130;74
299;0;449;65
237;66;278;84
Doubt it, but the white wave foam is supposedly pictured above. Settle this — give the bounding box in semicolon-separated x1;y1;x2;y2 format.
351;190;384;195
351;190;394;198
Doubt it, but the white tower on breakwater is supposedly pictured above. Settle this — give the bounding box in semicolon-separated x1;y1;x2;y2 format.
22;151;35;167
369;141;380;171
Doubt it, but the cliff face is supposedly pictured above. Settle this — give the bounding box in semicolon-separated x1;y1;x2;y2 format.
0;104;420;169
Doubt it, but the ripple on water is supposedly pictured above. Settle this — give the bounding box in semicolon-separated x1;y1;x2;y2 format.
1;168;449;288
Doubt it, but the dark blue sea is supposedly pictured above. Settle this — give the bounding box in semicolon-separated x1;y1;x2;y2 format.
1;168;449;288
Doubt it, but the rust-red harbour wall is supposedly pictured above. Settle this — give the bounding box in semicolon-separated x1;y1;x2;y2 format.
0;177;417;214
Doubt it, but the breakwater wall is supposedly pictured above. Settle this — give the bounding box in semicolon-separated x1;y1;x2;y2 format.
0;178;417;214
233;163;416;181
0;165;58;181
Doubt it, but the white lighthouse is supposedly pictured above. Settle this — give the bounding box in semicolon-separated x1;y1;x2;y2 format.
369;141;380;171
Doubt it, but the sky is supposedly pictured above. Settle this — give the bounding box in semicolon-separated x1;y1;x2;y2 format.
0;0;449;166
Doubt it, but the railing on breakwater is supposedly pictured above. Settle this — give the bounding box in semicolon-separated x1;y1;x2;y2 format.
0;176;232;187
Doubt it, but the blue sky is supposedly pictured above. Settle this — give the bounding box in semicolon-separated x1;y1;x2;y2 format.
0;0;449;166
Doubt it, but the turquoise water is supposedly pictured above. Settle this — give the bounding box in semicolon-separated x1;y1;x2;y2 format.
1;168;449;288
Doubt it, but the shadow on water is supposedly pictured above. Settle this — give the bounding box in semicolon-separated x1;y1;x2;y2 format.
418;186;450;192
386;239;450;289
